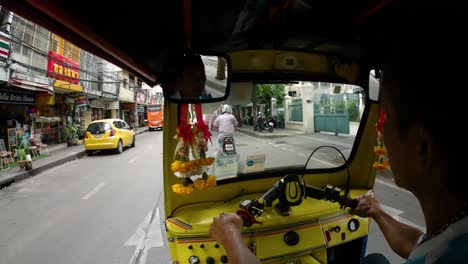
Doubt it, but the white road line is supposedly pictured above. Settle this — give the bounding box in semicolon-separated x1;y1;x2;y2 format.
126;208;164;264
298;153;306;156
310;157;336;167
129;156;139;164
82;183;106;200
381;203;425;231
375;178;411;194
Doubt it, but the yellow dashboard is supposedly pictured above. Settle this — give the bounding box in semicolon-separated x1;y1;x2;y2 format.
166;189;369;264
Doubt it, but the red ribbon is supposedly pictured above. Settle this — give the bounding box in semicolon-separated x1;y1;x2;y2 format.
177;104;193;144
194;104;212;143
375;108;386;133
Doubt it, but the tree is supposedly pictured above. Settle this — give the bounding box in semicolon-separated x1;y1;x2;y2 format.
256;84;286;116
216;57;226;80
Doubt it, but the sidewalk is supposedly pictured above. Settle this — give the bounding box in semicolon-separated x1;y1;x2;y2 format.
236;124;357;148
236;125;306;138
0;127;148;188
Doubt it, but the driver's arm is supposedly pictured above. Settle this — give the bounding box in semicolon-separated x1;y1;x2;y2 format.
350;195;423;259
210;213;261;264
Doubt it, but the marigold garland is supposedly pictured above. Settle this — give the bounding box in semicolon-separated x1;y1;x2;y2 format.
373;110;390;171
171;104;217;195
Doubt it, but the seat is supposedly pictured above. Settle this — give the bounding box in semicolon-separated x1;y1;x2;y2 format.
33;134;49;156
0;139;13;170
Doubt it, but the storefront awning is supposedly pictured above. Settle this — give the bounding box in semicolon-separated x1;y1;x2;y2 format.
8;77;54;94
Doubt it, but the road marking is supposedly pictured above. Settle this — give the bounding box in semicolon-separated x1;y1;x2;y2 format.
82;182;106;200
126;208;164;264
381;203;425;231
375;178;411;194
298;153;306;156
310;157;336;167
129;156;139;164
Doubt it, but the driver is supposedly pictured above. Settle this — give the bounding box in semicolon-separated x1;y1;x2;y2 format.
209;11;468;264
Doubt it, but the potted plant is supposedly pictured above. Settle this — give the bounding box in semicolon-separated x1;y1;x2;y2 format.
16;133;33;170
65;124;79;146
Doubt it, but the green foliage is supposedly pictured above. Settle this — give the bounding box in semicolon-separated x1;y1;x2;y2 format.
347;101;359;121
256;84;286;106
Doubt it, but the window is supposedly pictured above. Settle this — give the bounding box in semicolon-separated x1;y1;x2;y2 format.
87;122;111;134
11;16;50;67
201;81;366;180
113;121;123;129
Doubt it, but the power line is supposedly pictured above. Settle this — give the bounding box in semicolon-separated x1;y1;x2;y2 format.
5;10;124;82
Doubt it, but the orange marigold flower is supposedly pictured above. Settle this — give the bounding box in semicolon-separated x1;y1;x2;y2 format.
193;178;207;190
373;161;390;171
172;183;196;195
206;176;217;188
373;146;387;156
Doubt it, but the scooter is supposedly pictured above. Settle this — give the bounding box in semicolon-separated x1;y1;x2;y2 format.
220;136;236;155
256;117;274;133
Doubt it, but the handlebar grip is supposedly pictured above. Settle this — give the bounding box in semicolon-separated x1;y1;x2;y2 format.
343;198;359;209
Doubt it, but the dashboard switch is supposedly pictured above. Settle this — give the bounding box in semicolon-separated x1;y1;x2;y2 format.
284;231;300;246
220;255;228;263
206;257;215;264
189;256;200;264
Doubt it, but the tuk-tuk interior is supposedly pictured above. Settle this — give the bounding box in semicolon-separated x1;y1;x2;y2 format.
0;1;405;263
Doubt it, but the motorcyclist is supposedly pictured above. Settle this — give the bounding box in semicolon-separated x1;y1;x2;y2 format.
212;104;238;155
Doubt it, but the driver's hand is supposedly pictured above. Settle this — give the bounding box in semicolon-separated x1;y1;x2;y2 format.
348;191;383;218
209;213;243;247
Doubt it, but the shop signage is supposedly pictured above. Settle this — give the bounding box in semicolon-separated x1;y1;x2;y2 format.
90;100;104;109
0;89;35;105
122;103;135;111
137;92;146;104
75;95;88;105
36;93;55;106
47;51;80;84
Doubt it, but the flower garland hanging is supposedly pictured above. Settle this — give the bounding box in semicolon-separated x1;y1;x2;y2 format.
171;104;217;195
373;109;390;171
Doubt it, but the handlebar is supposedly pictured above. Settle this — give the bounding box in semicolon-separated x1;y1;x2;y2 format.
236;174;359;227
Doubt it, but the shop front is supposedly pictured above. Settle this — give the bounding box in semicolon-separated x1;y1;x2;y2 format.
136;91;148;127
0;88;36;149
119;87;135;126
89;99;119;122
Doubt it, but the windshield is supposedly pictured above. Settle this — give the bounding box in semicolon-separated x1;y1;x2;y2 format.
202;81;366;180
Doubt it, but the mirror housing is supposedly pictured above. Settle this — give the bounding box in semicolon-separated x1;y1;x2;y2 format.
163;53;231;103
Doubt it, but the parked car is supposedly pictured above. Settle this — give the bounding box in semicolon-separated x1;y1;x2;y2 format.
84;119;135;155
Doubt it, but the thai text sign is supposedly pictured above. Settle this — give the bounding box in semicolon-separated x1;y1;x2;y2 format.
47;51;80;84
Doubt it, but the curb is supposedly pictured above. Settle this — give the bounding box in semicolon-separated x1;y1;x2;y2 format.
0;128;150;188
0;151;87;187
236;128;289;139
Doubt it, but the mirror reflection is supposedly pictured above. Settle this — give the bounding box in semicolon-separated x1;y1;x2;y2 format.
165;55;228;101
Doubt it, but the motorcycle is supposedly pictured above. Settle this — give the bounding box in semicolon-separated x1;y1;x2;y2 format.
216;135;236;156
255;117;274;132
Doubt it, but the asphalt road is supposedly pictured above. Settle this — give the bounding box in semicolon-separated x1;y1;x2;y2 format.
0;131;424;264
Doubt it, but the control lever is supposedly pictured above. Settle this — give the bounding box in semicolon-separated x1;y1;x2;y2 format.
236;175;358;227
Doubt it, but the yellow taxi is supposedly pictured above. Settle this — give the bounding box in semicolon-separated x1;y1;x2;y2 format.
84;119;135;155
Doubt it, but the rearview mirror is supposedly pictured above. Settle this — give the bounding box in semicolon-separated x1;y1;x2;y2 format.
163;54;230;102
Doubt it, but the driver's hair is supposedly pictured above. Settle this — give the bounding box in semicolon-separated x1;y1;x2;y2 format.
381;10;466;199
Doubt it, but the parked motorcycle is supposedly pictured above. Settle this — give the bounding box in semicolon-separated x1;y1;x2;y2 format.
255;117;274;133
